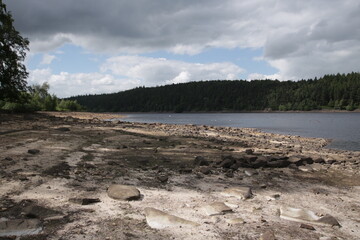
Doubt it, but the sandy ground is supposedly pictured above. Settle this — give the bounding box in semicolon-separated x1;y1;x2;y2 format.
0;112;359;240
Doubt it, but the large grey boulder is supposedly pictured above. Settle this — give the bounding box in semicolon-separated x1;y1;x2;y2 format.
107;184;141;201
144;207;199;229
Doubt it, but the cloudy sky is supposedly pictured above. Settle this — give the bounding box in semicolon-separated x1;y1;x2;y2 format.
5;0;360;97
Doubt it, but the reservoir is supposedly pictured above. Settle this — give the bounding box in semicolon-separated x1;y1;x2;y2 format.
121;113;360;151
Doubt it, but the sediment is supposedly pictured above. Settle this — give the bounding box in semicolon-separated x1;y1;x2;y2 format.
0;112;359;240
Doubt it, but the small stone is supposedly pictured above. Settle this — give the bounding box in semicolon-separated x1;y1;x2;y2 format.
55;127;70;132
193;156;209;166
226;218;245;225
107;185;141;201
221;187;252;199
244;169;258;176
260;229;276;240
69;198;101;205
28;149;40;154
300;223;316;230
202;202;233;216
198;166;212;175
157;175;169;183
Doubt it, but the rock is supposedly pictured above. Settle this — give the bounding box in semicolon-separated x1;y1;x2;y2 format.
193;156;209;166
107;185;141;201
266;160;290;168
317;215;341;227
245;149;254;154
23;204;62;219
244;169;258;176
221;187;252;199
55;127;70;132
226;218;245;225
179;168;192;174
260;229;276;240
218;158;235;169
27;149;40;155
314;158;325;164
0;219;42;237
144;207;199;229
202;202;233;216
300;223;316;230
225;170;234;178
157;175;169;183
280;207;341;227
198;166;212;175
69;198;101;205
298;165;313;172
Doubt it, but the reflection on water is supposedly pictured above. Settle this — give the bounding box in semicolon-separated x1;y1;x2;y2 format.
120;113;360;151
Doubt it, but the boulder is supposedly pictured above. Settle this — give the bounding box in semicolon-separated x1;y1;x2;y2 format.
107;185;141;201
266;160;290;168
144;207;199;229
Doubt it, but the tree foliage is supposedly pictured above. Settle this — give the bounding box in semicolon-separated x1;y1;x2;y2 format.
0;82;83;112
0;0;29;101
70;72;360;112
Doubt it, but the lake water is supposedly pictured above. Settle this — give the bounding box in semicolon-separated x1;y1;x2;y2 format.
120;113;360;151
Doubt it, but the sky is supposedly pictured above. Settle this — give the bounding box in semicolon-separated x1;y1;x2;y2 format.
5;0;360;98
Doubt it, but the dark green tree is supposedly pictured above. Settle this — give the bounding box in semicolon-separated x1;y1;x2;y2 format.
0;0;29;101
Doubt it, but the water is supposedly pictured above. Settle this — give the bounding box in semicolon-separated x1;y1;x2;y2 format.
120;113;360;151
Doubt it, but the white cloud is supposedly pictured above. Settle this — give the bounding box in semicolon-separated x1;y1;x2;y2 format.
29;56;244;97
101;55;244;85
40;54;56;65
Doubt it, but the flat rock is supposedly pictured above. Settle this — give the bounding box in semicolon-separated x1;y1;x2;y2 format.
226;218;245;225
202;202;233;216
0;219;42;237
280;207;340;227
69;198;101;205
144;207;199;229
107;185;141;201
221;187;252;199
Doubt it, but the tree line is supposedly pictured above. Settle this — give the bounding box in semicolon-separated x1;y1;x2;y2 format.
69;72;360;112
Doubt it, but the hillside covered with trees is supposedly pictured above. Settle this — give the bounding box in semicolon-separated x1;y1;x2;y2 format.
70;72;360;112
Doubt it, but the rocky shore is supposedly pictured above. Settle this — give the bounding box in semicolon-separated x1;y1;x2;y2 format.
0;112;359;240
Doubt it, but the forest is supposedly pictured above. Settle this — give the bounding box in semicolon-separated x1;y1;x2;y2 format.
69;72;360;112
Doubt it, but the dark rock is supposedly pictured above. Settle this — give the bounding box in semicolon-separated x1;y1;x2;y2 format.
157;175;169;183
69;198;101;205
251;156;268;168
225;171;234;178
55;127;70;132
27;149;40;155
219;158;235;168
198;166;212;175
314;158;325;164
245;149;254;154
266;160;290;168
300;223;316;230
179;168;192;174
193;156;209;166
243;155;258;163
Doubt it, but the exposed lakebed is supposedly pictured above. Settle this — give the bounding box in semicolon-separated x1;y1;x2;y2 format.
122;112;360;151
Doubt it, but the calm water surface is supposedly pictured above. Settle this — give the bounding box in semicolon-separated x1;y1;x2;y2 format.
120;113;360;151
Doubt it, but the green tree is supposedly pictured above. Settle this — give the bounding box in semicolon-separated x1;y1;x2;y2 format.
0;0;29;101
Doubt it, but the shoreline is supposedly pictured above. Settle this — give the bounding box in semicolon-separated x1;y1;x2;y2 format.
0;112;359;239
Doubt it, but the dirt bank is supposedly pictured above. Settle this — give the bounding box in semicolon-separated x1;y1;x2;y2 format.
0;112;359;240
